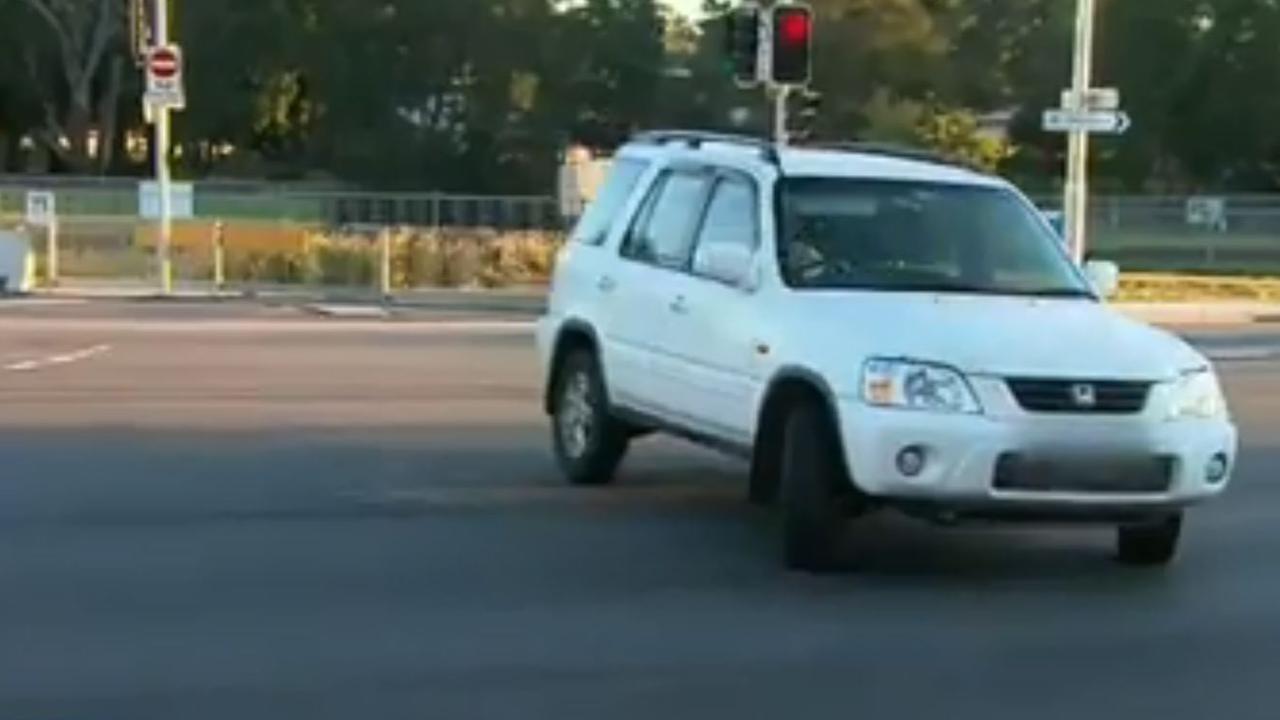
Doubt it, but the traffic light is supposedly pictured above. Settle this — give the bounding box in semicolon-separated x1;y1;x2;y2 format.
788;88;823;141
725;6;761;87
771;4;813;86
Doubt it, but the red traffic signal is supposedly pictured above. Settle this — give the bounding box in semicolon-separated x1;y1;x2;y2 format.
771;4;812;85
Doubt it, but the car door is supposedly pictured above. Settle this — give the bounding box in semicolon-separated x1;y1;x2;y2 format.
603;167;713;415
657;171;765;444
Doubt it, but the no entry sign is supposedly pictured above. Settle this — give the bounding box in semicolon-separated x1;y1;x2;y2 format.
144;44;185;112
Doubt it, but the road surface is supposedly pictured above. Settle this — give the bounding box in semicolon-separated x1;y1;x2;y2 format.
2;300;1279;719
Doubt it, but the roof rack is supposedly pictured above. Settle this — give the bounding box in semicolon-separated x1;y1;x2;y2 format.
799;141;978;171
632;130;780;166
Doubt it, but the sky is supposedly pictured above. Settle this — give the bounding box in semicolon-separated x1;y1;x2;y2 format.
667;0;705;18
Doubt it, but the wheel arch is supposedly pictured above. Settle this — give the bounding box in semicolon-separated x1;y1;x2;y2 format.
750;366;849;503
544;319;603;415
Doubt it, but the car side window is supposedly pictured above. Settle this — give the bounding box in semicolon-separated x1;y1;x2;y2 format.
691;176;759;278
569;158;649;246
621;170;710;269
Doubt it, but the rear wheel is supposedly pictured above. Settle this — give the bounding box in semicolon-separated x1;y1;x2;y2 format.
780;402;849;572
551;349;629;486
1116;513;1182;566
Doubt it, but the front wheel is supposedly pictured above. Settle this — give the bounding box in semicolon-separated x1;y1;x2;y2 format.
780;402;849;572
551;349;629;486
1116;513;1182;566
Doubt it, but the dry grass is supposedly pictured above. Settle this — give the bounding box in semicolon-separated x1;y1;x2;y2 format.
1117;273;1280;302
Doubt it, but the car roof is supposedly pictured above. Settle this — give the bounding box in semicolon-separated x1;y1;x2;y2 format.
617;135;1006;189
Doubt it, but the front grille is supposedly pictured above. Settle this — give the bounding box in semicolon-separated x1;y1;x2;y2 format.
993;453;1175;494
1006;378;1152;414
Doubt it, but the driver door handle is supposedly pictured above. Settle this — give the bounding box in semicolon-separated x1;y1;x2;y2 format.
669;295;689;315
597;275;617;293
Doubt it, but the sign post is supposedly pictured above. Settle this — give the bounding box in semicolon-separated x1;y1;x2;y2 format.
144;2;184;296
1059;0;1098;264
25;191;57;286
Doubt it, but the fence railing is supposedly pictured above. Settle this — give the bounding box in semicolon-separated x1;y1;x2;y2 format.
3;177;1280;285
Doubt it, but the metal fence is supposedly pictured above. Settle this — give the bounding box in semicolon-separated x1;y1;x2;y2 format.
2;176;1280;285
0;177;564;231
1033;195;1280;273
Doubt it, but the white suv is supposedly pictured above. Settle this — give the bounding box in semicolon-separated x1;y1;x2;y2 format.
537;131;1236;572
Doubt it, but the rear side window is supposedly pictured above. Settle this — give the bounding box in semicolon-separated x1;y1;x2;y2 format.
570;158;649;246
622;171;711;269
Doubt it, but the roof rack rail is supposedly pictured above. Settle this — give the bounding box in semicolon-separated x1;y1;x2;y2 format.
800;141;978;171
632;130;780;166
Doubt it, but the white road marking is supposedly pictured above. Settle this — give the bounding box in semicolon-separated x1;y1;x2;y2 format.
1202;346;1280;362
0;298;87;309
2;344;111;373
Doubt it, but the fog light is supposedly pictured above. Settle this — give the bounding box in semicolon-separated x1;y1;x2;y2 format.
1206;454;1230;484
896;446;927;477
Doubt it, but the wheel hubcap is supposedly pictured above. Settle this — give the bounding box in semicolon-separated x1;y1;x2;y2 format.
558;371;594;458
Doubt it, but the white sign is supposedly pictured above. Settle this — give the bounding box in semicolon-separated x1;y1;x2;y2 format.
1042;109;1132;135
25;191;55;226
1186;197;1228;231
138;181;195;220
144;44;186;111
1062;87;1121;112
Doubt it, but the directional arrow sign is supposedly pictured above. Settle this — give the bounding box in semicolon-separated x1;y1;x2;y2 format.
1042;109;1131;135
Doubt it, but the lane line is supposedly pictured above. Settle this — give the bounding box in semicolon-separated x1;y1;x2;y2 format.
1202;346;1280;362
2;344;112;373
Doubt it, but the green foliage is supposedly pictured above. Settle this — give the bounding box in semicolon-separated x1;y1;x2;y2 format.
0;0;1277;191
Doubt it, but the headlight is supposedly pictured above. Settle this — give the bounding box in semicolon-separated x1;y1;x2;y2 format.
1167;369;1227;420
862;358;982;414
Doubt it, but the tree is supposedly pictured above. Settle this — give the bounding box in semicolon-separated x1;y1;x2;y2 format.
3;0;129;173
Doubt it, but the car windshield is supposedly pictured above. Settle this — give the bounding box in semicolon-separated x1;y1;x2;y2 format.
778;177;1093;298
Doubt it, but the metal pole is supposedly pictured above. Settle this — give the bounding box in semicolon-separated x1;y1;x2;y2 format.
1063;0;1097;264
212;219;225;292
154;0;173;294
379;228;392;299
46;219;59;287
774;85;790;146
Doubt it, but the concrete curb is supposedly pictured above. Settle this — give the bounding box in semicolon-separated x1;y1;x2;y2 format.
1115;302;1280;326
26;284;1280;327
302;303;392;319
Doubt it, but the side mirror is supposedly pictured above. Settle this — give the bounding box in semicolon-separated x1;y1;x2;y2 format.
1084;259;1120;298
694;242;757;291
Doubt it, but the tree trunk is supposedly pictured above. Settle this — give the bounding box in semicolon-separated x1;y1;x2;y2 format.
97;54;124;173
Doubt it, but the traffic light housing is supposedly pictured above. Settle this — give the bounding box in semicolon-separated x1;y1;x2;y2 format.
771;4;813;86
788;88;823;141
725;6;761;87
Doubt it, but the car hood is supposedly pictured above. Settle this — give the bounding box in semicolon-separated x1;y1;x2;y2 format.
788;292;1205;380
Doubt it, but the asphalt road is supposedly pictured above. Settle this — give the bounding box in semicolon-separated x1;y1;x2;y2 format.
3;299;1280;720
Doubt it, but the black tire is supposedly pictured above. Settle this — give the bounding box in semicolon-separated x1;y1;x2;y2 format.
748;427;782;506
1116;513;1183;566
780;402;848;572
550;349;629;486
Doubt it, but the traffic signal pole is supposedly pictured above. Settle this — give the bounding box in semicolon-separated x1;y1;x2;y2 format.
774;85;790;146
1064;0;1097;264
154;0;173;295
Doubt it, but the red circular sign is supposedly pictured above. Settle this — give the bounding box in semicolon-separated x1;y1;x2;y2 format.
149;48;179;79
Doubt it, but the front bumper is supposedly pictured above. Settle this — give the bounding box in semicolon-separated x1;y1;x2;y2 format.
836;386;1237;513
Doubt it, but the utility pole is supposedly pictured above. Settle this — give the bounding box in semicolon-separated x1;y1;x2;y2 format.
154;0;174;295
1064;0;1097;264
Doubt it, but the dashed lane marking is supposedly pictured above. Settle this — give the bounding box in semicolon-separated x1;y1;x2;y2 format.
1201;346;1280;362
2;344;111;373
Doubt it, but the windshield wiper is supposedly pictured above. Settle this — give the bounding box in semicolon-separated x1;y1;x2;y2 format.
864;282;1095;298
1014;287;1097;298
